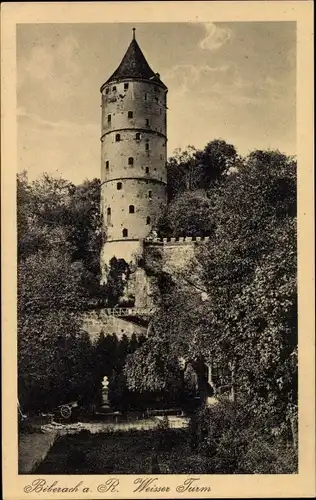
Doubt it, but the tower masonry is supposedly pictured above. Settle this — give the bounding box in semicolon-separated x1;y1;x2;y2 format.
100;30;168;281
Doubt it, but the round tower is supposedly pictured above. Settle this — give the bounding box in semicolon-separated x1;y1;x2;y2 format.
100;30;168;280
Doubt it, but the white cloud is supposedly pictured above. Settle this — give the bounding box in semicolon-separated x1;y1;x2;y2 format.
199;23;232;51
165;63;231;97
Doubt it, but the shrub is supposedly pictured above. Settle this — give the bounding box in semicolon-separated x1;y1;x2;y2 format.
188;401;297;474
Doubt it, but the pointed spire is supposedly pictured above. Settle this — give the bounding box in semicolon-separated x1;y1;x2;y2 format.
103;34;167;89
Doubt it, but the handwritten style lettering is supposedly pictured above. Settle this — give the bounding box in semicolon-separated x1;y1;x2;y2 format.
24;479;83;493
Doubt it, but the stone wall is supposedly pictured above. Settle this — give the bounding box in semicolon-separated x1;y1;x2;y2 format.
82;310;147;342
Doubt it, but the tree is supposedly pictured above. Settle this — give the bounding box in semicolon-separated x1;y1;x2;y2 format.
125;148;297;440
104;257;130;307
195;139;238;189
158;190;215;237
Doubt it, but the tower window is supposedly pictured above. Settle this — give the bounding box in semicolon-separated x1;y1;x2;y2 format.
146;119;150;126
129;205;135;214
144;93;147;100
122;228;128;237
115;133;121;142
124;83;129;90
105;88;109;94
128;111;133;119
135;133;141;140
105;160;109;170
146;143;149;151
107;207;111;216
145;167;149;174
146;216;151;225
117;182;122;190
112;86;117;91
148;190;152;199
128;157;134;166
108;114;111;123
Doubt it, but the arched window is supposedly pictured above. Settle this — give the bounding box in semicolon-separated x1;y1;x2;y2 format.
129;205;135;214
146;216;151;225
148;190;152;199
115;133;121;142
145;167;149;174
112;86;117;91
128;111;133;119
122;228;128;237
105;160;109;170
128;157;134;166
107;207;111;215
107;114;111;123
117;182;122;190
136;133;141;140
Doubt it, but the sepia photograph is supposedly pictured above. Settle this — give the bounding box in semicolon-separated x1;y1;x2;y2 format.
16;19;299;475
1;2;314;498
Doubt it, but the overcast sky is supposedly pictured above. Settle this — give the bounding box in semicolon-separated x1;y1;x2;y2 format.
17;22;296;184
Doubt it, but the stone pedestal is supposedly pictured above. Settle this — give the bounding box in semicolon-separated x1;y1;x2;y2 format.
101;387;110;409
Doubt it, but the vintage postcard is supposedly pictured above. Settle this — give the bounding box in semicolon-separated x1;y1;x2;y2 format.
1;1;315;499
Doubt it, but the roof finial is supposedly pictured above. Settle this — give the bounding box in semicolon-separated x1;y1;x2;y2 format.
132;27;136;40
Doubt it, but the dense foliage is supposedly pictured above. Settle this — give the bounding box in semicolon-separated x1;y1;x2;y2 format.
126;147;298;450
18;140;298;469
17;173;134;412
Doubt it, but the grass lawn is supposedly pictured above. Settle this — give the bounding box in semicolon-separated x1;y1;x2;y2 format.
35;428;200;474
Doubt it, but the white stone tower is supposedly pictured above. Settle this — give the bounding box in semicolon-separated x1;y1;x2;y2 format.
100;29;168;280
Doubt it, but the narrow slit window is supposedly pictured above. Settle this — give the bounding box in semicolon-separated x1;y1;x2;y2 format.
128;111;133;119
117;182;122;190
148;190;152;199
124;83;129;90
136;133;141;140
107;114;111;123
144;93;147;100
146;143;149;151
105;88;109;94
105;160;109;170
122;228;128;237
146;216;151;225
107;207;111;216
129;205;135;214
146;119;149;126
128;157;134;166
115;133;121;142
145;167;149;174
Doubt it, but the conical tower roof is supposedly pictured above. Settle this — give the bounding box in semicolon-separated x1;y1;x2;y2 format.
103;31;167;89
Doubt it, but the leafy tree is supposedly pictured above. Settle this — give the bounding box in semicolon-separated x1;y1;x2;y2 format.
195;139;238;189
158;191;215;237
104;257;130;307
126;149;297;442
